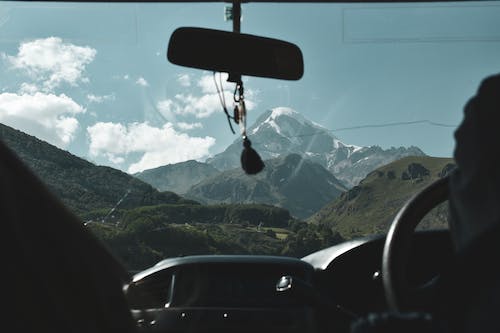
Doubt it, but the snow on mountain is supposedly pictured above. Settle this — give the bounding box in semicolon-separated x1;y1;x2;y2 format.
250;107;317;136
206;107;425;187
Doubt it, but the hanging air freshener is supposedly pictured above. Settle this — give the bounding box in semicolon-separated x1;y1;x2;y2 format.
212;73;264;175
235;83;264;175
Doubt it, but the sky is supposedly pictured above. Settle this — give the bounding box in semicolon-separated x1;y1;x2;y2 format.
1;1;500;174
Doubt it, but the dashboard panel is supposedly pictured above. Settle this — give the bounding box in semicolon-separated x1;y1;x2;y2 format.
304;229;453;316
127;230;453;332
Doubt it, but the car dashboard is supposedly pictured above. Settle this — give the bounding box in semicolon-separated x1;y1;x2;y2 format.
307;229;453;317
126;229;453;333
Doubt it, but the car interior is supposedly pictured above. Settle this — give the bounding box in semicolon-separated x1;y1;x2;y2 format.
1;0;500;332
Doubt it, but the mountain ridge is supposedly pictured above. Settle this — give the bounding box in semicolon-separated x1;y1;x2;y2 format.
186;153;347;219
0;123;194;215
206;107;426;187
0;121;453;270
308;155;455;239
134;160;220;194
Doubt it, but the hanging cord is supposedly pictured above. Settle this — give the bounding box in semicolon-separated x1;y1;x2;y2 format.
213;72;235;134
212;73;263;174
235;83;246;135
219;71;227;107
236;82;264;174
233;84;240;103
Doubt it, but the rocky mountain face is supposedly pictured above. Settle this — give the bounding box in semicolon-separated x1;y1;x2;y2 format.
134;160;220;194
308;156;456;239
206;107;426;187
186;153;347;219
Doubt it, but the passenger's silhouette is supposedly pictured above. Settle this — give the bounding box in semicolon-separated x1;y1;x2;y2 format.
0;141;137;332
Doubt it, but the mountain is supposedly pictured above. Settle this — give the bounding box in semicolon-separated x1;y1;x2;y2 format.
186;153;347;219
0;122;345;270
308;156;456;239
206;107;426;187
134;160;220;194
0;123;195;215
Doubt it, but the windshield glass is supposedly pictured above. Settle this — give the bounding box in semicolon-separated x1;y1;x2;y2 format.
1;1;499;271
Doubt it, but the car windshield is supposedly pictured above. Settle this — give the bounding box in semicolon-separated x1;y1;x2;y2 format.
1;0;499;272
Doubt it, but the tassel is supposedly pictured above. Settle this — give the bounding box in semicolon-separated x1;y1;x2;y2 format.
241;137;264;174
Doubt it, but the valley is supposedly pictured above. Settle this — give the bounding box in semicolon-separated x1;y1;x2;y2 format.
0;108;448;271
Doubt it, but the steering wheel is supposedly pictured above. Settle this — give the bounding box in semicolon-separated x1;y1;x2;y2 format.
382;175;450;312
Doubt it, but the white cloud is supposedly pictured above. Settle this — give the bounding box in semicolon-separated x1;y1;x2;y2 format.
135;77;149;87
18;83;39;94
174;91;256;119
174;93;223;118
156;99;177;122
197;73;233;94
108;155;125;164
87;93;115;104
87;122;129;156
0;92;85;148
3;37;96;91
177;74;191;87
154;73;258;121
176;122;203;130
154;85;257;121
87;121;215;173
112;74;129;80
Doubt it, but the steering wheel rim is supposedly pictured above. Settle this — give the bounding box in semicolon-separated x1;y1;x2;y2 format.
382;175;450;312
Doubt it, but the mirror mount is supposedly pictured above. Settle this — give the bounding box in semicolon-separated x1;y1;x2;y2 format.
233;0;241;33
228;0;241;83
227;72;242;85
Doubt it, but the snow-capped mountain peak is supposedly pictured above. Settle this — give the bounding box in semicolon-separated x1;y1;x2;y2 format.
250;107;323;138
208;107;426;187
269;106;298;118
333;138;362;153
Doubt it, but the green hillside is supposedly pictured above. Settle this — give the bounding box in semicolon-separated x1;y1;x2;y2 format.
86;205;344;270
0;122;456;271
0;123;344;270
308;156;455;239
0;123;194;215
119;203;294;227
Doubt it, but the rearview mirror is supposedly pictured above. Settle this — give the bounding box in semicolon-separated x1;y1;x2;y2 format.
167;27;303;81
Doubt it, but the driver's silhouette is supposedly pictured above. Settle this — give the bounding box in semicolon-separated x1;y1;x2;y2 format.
445;73;500;333
352;73;500;333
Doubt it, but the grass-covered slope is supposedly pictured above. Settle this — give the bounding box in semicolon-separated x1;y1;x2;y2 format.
0;123;195;215
86;204;344;270
308;156;455;239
